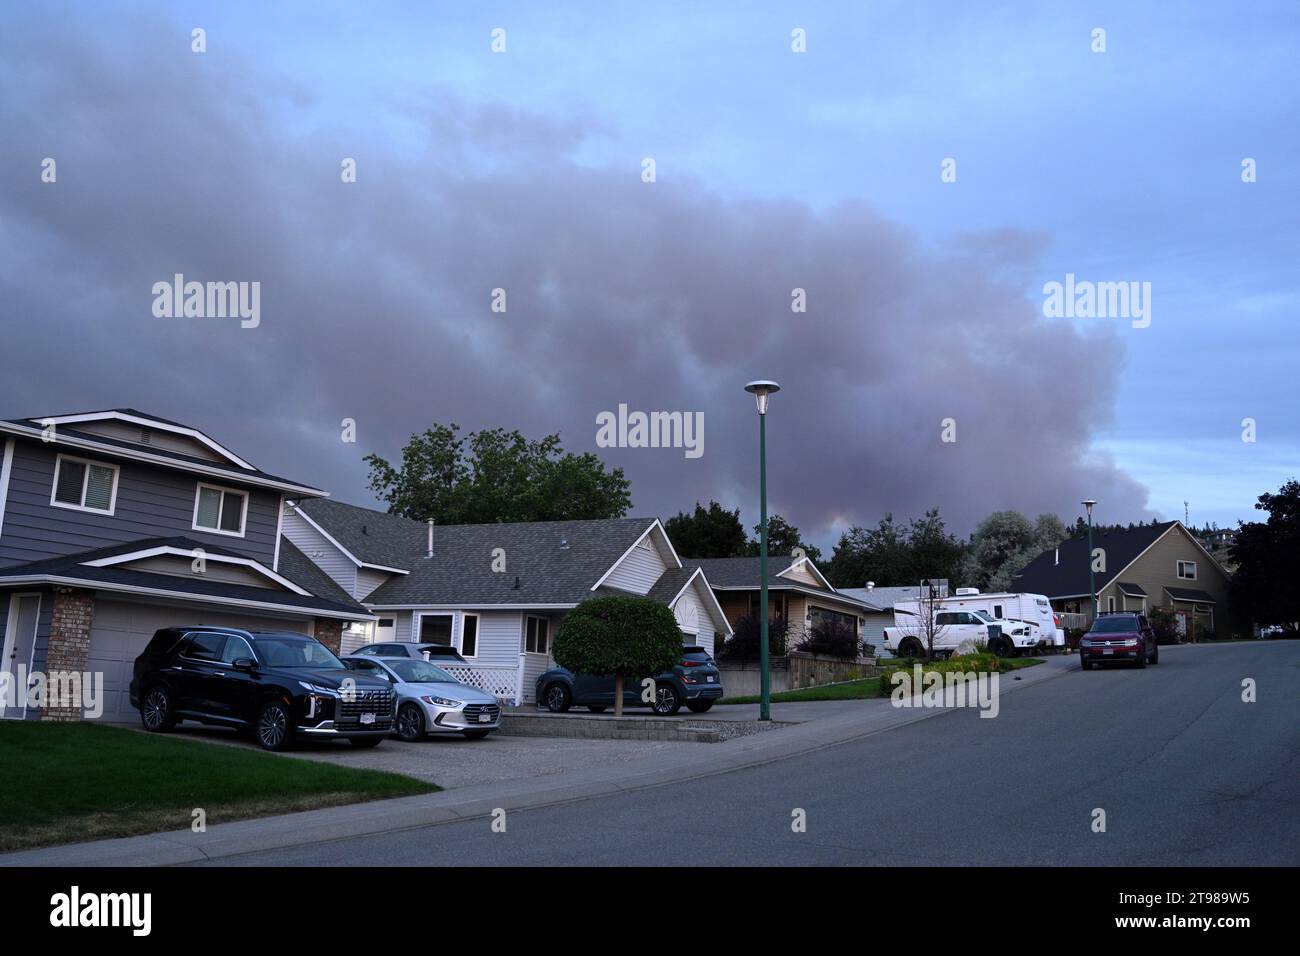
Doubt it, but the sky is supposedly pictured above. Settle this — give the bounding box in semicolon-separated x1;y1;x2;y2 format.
1;1;1296;551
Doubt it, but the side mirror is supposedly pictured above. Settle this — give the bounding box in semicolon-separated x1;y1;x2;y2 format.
232;657;257;672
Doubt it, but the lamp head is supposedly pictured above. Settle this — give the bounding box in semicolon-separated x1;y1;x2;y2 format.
1082;499;1097;518
744;380;781;415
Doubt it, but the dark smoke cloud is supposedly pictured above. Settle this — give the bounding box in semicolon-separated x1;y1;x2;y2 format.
0;14;1152;549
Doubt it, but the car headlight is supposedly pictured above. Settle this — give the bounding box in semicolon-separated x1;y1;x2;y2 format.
299;681;339;696
421;695;461;707
1080;639;1092;648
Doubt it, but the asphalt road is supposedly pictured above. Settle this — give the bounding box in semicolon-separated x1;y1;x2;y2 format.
201;642;1300;866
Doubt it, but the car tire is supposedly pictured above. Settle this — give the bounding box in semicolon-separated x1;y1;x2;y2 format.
462;729;492;740
255;700;294;751
396;702;426;741
544;683;572;713
993;637;1016;658
587;705;607;713
898;638;925;659
686;700;714;713
140;685;177;733
652;684;682;715
1134;648;1147;669
1080;656;1092;670
1150;643;1159;665
350;736;384;748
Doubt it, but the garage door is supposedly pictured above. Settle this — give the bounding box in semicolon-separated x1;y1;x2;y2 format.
89;600;311;723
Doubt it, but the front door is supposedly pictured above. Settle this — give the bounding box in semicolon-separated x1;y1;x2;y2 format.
1;594;41;719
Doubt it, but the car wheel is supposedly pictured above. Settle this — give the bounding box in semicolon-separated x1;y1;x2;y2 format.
1134;648;1147;669
462;729;492;740
140;686;177;733
992;637;1015;658
898;638;925;659
350;736;384;748
396;702;426;741
686;700;714;713
255;700;293;751
1080;655;1092;670
544;683;572;713
652;684;682;715
587;705;607;713
1150;643;1159;665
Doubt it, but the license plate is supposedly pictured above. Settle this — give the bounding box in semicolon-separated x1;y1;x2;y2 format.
1102;649;1113;655
360;712;376;725
478;713;492;723
706;676;715;683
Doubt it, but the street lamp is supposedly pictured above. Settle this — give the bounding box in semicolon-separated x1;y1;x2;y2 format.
745;380;780;721
1082;499;1097;623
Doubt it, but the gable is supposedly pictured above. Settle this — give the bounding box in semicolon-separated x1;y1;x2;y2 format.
70;420;231;464
595;521;679;595
778;557;832;590
113;554;278;589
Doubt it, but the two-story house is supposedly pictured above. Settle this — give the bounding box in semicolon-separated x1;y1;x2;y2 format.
0;409;374;722
282;498;733;703
1012;520;1239;639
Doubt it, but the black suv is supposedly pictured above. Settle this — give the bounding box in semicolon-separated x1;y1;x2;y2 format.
130;627;394;750
536;646;723;715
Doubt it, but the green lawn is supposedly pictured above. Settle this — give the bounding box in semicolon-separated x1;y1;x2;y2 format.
717;657;1044;705
0;722;437;852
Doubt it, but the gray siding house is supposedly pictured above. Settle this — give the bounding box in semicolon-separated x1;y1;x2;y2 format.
0;409;373;722
285;499;733;704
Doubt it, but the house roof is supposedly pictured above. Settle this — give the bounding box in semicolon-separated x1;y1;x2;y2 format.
359;515;664;607
1011;521;1179;598
1116;581;1147;596
1164;586;1216;603
0;409;327;496
837;585;924;611
293;498;427;571
0;536;371;619
684;557;877;611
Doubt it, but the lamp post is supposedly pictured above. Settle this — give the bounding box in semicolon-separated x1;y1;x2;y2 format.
1082;499;1097;623
745;380;780;721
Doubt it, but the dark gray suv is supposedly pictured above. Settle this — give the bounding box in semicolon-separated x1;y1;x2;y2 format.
535;646;723;715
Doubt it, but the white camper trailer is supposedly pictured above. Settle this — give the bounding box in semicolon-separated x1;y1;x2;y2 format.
939;589;1066;647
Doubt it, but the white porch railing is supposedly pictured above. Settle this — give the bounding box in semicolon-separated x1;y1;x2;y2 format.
442;664;520;704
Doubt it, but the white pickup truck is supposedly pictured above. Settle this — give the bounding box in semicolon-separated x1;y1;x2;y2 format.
882;606;1036;658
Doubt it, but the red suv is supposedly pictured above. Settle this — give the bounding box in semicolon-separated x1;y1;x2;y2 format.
1080;612;1159;670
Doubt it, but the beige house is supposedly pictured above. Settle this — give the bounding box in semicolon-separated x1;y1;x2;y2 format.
1013;520;1239;639
685;555;877;649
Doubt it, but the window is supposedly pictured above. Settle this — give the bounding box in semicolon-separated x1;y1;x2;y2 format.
183;632;226;662
220;635;255;664
377;618;394;628
460;613;478;657
935;612;957;626
1107;596;1116;612
524;616;549;654
1177;560;1197;580
418;614;454;646
51;455;118;514
193;483;248;536
993;604;1004;618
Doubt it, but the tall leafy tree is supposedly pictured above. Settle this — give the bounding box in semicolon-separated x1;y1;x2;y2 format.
365;423;632;523
1231;479;1300;631
825;510;962;588
665;501;749;558
747;514;822;564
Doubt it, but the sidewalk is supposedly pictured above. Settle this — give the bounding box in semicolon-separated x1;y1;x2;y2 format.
1;655;1073;867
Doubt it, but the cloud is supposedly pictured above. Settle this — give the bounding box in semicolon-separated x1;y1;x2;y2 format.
0;10;1152;548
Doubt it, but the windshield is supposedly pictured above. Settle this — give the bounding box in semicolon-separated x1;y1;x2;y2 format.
972;610;998;622
388;659;458;683
255;636;345;669
1090;617;1140;634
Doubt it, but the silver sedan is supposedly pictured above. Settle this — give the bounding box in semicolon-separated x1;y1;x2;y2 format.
342;655;501;741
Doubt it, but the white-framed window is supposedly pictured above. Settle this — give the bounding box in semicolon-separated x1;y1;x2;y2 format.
460;612;479;658
50;454;119;515
192;483;248;536
1177;560;1197;580
524;615;549;654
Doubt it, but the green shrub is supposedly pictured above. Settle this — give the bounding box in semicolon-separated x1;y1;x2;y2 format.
718;614;789;662
553;595;684;683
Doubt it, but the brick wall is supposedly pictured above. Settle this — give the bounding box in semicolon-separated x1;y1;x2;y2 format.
43;587;96;722
314;618;343;654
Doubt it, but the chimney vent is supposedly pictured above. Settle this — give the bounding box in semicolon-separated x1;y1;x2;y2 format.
866;581;875;590
426;519;434;559
1054;547;1060;566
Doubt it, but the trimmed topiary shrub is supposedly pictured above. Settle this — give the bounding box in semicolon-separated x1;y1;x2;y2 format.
552;594;684;715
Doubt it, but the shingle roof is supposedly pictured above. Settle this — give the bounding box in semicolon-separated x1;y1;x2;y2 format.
359;516;662;606
684;556;797;588
295;498;428;569
837;585;924;611
0;536;369;617
644;566;701;605
1164;586;1216;603
1116;581;1147;596
1011;522;1178;598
